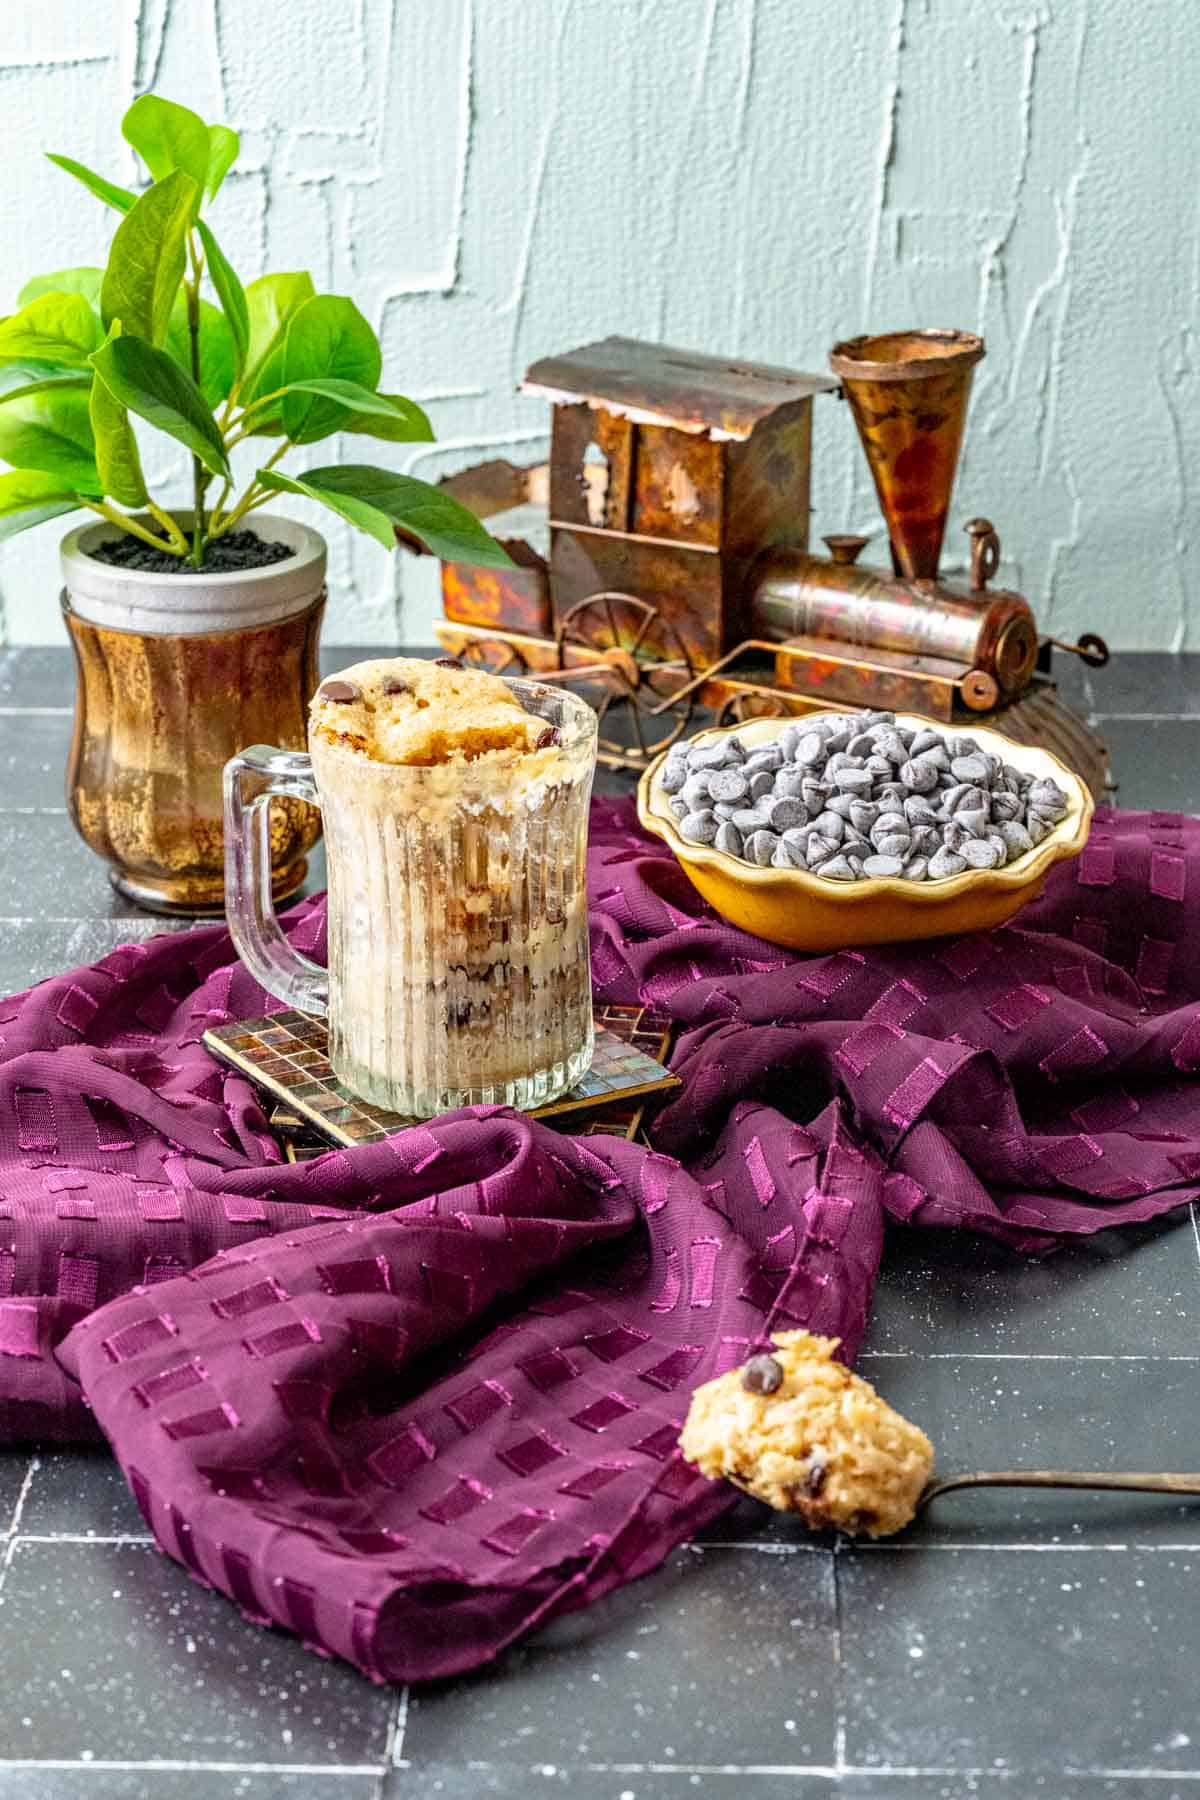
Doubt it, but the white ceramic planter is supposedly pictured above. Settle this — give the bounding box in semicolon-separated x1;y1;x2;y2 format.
60;511;327;633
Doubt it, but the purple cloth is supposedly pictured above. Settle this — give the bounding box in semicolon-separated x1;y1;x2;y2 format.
0;799;1197;1680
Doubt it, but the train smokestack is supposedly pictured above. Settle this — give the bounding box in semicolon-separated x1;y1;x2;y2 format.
829;329;984;582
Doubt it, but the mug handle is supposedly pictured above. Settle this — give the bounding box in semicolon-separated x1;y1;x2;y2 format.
224;745;328;1017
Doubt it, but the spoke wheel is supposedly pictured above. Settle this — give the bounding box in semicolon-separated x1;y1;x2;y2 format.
457;638;530;677
716;691;789;728
555;591;694;768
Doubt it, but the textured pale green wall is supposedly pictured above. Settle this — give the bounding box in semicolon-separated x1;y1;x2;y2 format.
0;0;1196;647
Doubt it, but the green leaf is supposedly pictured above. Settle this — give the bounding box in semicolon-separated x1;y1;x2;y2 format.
239;273;316;432
279;297;382;444
0;293;103;368
18;268;104;309
341;389;436;444
165;293;235;407
259;464;514;566
100;170;197;347
0;372;92;406
196;220;248;375
0;387;101;493
122;95;210;204
45;153;135;215
0;468;83;541
260;379;432;442
89;327;148;509
89;334;230;481
205;124;240;202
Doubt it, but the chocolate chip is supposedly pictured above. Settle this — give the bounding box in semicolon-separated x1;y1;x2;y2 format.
806;1460;827;1497
535;726;562;749
382;675;412;695
319;679;361;703
435;656;462;669
741;1353;784;1395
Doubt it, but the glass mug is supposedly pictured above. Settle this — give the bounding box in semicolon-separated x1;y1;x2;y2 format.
223;679;598;1118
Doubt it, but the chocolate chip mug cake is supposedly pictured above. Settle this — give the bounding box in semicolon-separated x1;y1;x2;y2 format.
224;658;598;1117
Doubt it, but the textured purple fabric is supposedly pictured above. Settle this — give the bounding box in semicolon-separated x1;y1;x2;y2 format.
0;798;1198;1680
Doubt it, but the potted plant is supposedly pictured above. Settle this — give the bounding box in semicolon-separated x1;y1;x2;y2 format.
0;93;510;915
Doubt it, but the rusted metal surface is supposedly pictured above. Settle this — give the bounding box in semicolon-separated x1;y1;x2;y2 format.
435;458;546;520
772;636;962;720
830;328;984;580
550;526;724;670
421;333;1114;785
1044;631;1111;668
966;516;1001;590
524;335;835;441
721;397;816;643
825;533;871;565
549;403;634;532
750;548;1039;694
441;540;552;635
632;424;724;544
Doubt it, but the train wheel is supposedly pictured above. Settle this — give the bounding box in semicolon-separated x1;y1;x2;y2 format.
716;692;789;728
555;592;694;768
457;638;529;677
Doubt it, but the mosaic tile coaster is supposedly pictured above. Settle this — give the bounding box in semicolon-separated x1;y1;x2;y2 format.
204;1003;679;1151
271;1090;656;1158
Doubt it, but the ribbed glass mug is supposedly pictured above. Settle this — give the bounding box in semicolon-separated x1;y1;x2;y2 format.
223;680;597;1118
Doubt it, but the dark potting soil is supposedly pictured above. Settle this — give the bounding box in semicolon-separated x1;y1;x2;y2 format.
89;530;295;577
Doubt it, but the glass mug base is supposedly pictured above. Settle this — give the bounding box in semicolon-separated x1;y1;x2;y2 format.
332;1021;595;1118
224;676;598;1122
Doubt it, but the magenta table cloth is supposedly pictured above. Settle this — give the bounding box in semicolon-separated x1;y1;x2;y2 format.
1;800;1198;1680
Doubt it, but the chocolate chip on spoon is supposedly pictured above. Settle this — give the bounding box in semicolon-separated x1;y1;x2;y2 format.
742;1353;785;1395
319;679;361;703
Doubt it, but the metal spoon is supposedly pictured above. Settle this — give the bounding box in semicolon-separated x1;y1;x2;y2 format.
722;1467;1200;1533
917;1469;1200;1513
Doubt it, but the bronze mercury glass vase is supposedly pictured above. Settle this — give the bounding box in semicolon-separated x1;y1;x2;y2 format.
60;512;326;917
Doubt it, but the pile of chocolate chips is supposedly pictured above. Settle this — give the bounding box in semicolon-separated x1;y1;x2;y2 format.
659;711;1071;881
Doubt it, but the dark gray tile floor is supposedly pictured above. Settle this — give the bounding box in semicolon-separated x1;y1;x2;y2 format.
0;647;1197;1799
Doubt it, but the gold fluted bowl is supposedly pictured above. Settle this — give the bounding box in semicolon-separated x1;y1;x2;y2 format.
637;712;1094;951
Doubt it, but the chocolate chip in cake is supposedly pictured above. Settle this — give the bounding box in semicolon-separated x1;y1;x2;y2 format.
536;726;562;749
434;657;463;669
319;679;362;703
806;1460;828;1496
741;1353;784;1395
382;675;412;695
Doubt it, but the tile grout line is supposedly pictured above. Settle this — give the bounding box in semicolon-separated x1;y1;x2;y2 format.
831;1541;846;1777
2;1756;1198;1782
384;1685;409;1768
707;1539;1200;1553
0;1455;39;1606
0;1759;383;1776
859;1351;1200;1361
435;1759;1200;1779
16;1532;156;1546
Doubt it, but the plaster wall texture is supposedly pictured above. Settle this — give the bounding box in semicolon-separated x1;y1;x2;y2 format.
0;0;1196;650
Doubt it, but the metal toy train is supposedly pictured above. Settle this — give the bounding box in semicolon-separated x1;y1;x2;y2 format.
415;329;1110;795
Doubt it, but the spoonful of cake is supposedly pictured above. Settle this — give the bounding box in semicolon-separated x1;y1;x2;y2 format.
679;1331;1200;1537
